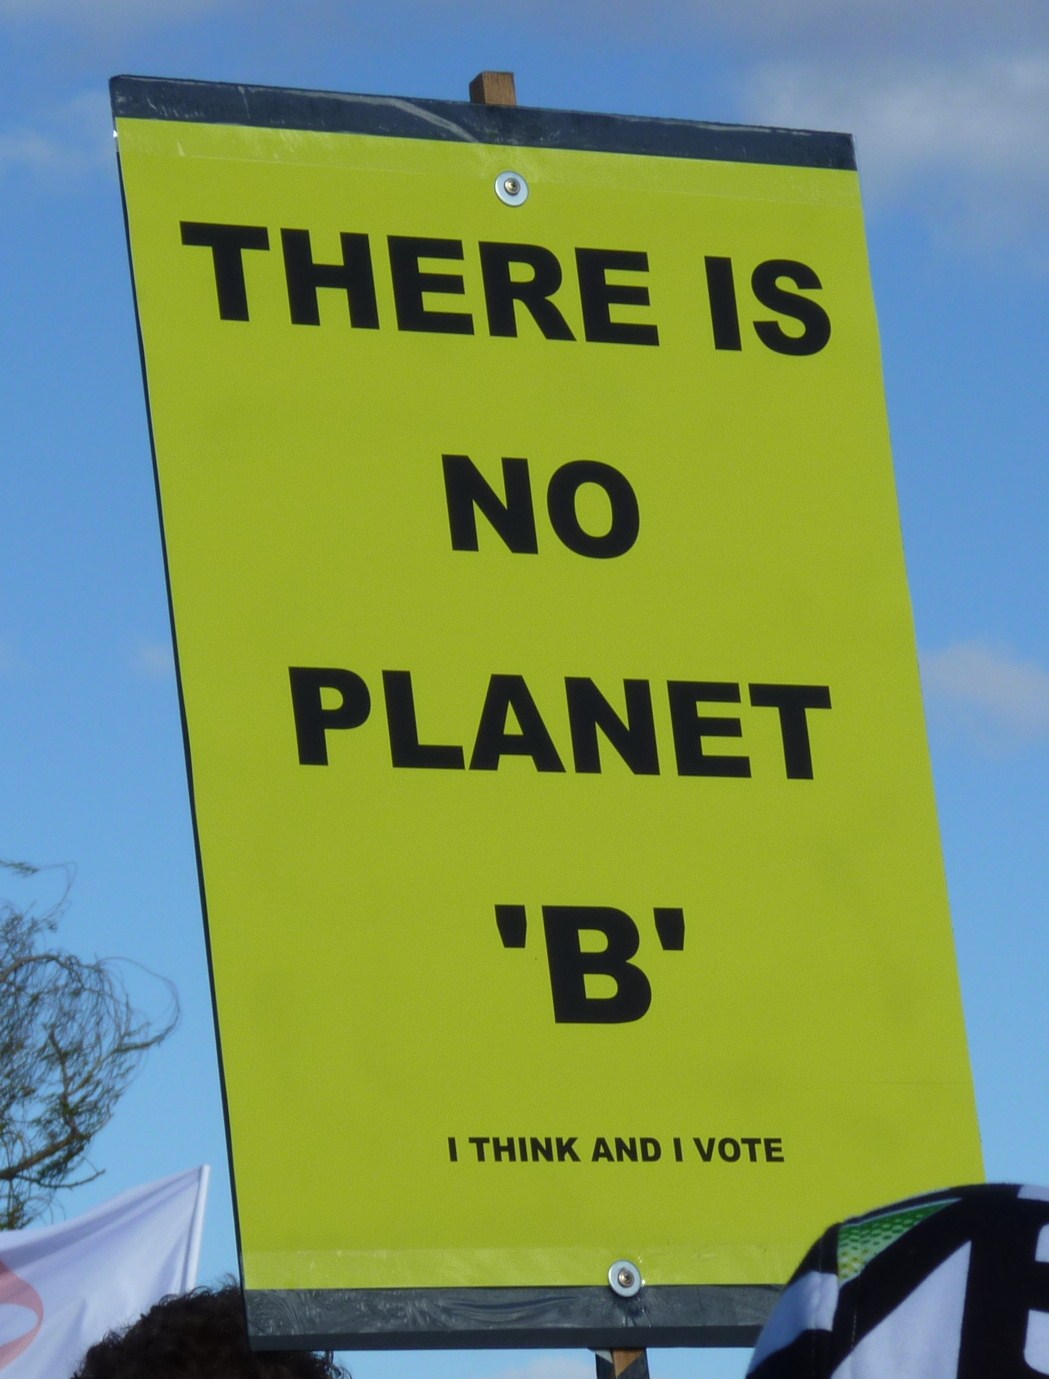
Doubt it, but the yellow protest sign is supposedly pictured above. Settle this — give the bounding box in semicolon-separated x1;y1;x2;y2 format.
112;76;982;1347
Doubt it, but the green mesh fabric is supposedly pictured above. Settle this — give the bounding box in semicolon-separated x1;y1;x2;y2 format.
838;1200;956;1282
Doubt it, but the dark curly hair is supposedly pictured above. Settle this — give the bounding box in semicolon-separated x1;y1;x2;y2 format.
70;1284;347;1379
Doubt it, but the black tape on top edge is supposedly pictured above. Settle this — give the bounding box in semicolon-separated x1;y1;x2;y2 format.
109;75;855;171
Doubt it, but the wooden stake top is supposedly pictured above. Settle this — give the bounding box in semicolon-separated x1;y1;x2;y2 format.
469;70;518;106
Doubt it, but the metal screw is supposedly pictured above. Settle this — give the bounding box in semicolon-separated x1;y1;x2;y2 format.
608;1259;642;1297
494;170;529;206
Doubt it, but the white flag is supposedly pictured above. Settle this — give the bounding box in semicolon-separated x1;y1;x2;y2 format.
0;1165;209;1378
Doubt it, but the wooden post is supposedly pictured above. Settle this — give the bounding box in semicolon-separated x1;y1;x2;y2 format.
594;1349;651;1379
468;66;652;1379
469;70;518;106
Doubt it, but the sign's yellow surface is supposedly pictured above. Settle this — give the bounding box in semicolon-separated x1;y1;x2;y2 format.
116;105;981;1295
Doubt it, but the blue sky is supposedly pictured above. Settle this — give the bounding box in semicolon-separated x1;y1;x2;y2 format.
2;3;1048;1378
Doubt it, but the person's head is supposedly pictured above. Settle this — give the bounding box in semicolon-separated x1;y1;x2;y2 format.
70;1283;347;1379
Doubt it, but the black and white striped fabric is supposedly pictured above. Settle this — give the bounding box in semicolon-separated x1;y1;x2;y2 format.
748;1185;1049;1379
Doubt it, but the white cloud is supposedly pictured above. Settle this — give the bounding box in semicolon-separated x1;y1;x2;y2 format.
743;52;1049;260
0;90;113;185
454;0;1049;62
498;0;1046;266
132;641;175;680
748;55;1047;175
921;641;1049;749
490;1356;593;1379
670;0;1049;58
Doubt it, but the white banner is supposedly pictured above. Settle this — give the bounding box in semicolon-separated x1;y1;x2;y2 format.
0;1166;209;1377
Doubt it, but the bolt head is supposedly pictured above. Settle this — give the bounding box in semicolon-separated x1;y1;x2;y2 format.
608;1258;642;1297
494;170;529;205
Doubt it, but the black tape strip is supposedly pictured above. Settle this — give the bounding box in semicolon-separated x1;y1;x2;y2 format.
244;1282;780;1351
109;75;855;171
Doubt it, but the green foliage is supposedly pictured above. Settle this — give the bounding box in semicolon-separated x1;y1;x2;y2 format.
0;861;179;1230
